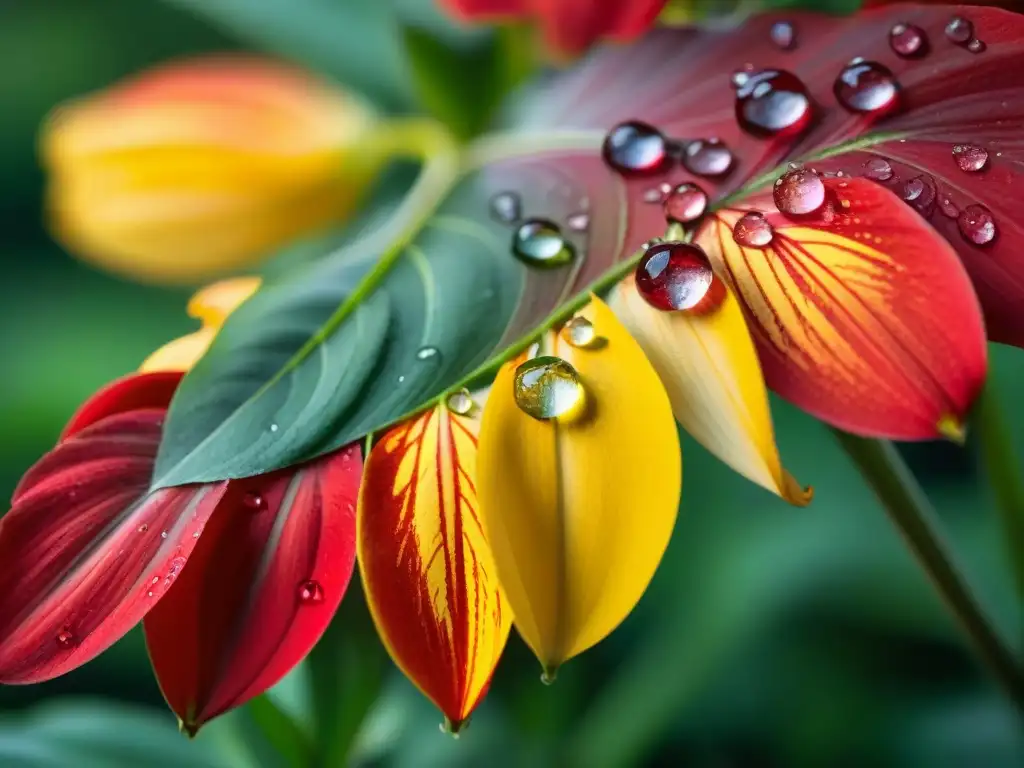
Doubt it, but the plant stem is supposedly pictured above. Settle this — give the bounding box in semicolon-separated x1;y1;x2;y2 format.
833;431;1024;710
974;380;1024;603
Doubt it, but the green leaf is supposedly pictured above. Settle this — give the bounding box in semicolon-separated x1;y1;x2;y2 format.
245;696;312;768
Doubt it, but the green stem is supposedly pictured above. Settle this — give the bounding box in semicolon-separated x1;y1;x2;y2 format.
833;431;1024;710
974;380;1024;603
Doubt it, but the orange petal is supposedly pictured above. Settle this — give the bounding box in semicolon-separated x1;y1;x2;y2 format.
357;396;510;728
697;177;987;440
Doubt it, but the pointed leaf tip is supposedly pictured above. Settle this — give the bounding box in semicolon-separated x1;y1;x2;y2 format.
477;297;680;670
358;399;510;725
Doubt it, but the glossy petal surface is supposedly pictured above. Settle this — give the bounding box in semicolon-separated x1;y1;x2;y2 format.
697;177;986;440
60;371;182;440
477;297;680;671
358;400;509;727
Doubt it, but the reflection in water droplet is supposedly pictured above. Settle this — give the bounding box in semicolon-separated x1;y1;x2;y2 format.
953;144;989;172
967;39;986;54
298;579;325;604
774;168;826;216
446;389;475;416
512;219;574;268
513;356;584;420
945;16;973;45
834;60;900;115
731;64;754;90
890;23;928;58
958;204;997;245
735;70;813;138
567;212;590;232
160;531;169;539
682;139;733;177
489;192;521;225
939;196;959;218
863;157;894;182
243;491;265;511
903;175;937;216
562;316;599;349
733;212;775;248
663;183;708;224
416;346;440;361
770;20;796;50
601;121;670;176
56;628;74;648
635;242;716;312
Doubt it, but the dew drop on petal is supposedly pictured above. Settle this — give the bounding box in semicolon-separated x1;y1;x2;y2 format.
770;20;797;50
243;491;265;511
601;121;670;176
416;346;440;361
945;16;973;45
446;388;475;416
735;70;813;138
489;192;521;225
958;205;997;246
774;168;826;216
967;39;986;54
512;219;574;268
890;23;928;58
863;157;894;182
298;579;324;605
682;139;733;177
137;523;149;533
56;627;74;648
514;356;584;421
902;175;937;216
834;60;900;115
160;530;169;539
953;144;989;172
635;242;715;312
733;212;775;248
939;195;959;218
663;182;708;224
567;212;590;232
643;186;665;204
561;316;599;349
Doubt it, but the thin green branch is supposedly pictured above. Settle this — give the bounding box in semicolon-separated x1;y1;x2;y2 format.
833;431;1024;710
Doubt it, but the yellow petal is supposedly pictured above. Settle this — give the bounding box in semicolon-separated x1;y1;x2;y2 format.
187;276;261;326
609;274;811;506
358;394;510;726
477;296;681;673
140;328;217;373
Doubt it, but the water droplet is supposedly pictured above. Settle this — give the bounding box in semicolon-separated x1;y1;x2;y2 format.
513;356;584;420
137;523;149;533
902;175;936;216
298;579;324;604
643;182;672;204
635;242;715;312
770;20;796;50
834;60;900;115
561;316;599;349
732;212;775;248
682;139;733;177
160;531;169;539
416;346;439;361
731;64;754;90
863;157;894;182
967;38;986;54
663;183;708;224
601;121;670;176
397;375;406;384
774;168;826;216
567;212;590;232
512;219;574;268
736;70;814;138
945;16;973;45
953;144;989;172
958;205;997;245
241;491;265;512
192;531;200;539
939;195;959;218
890;23;928;58
56;627;74;648
446;389;475;416
489;192;521;225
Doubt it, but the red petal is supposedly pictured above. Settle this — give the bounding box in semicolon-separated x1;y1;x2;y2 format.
144;443;361;733
696;177;987;440
439;0;528;20
0;410;226;683
60;371;182;442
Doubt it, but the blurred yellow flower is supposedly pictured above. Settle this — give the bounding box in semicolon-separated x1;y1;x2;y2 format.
42;57;380;285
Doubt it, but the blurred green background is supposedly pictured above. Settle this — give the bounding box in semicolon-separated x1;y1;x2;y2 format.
0;1;1021;766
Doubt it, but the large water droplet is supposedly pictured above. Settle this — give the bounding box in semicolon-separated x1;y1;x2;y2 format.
602;121;670;176
967;38;986;54
243;491;265;511
635;242;715;312
561;316;599;349
298;579;324;605
770;21;796;50
958;204;997;245
736;70;813;138
953;144;989;173
489;192;521;225
863;157;894;182
890;23;928;58
663;183;708;224
774;168;826;216
512;219;574;268
446;389;475;416
513;356;584;420
902;175;936;216
416;346;440;361
834;60;900;115
945;16;973;45
56;627;74;648
733;212;775;248
682;139;733;177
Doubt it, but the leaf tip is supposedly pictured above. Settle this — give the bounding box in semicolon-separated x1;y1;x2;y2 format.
937;413;967;446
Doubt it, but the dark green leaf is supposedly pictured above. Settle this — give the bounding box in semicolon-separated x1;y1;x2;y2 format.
246;696;312;768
